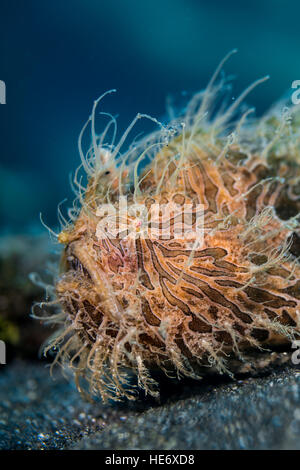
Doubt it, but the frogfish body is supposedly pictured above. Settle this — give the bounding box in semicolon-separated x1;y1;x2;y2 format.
45;61;300;401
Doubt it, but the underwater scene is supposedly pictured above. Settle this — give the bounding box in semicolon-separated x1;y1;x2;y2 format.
1;0;300;455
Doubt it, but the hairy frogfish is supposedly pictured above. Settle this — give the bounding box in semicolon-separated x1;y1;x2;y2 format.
40;53;300;401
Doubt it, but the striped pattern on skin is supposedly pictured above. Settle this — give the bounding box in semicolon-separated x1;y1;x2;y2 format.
52;143;300;401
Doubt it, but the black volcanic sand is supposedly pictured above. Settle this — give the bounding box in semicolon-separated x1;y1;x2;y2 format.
0;360;300;450
1;234;300;450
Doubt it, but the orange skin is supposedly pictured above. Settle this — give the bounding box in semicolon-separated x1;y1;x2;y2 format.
53;140;300;400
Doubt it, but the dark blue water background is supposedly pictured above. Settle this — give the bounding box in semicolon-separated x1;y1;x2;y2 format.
0;0;299;232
